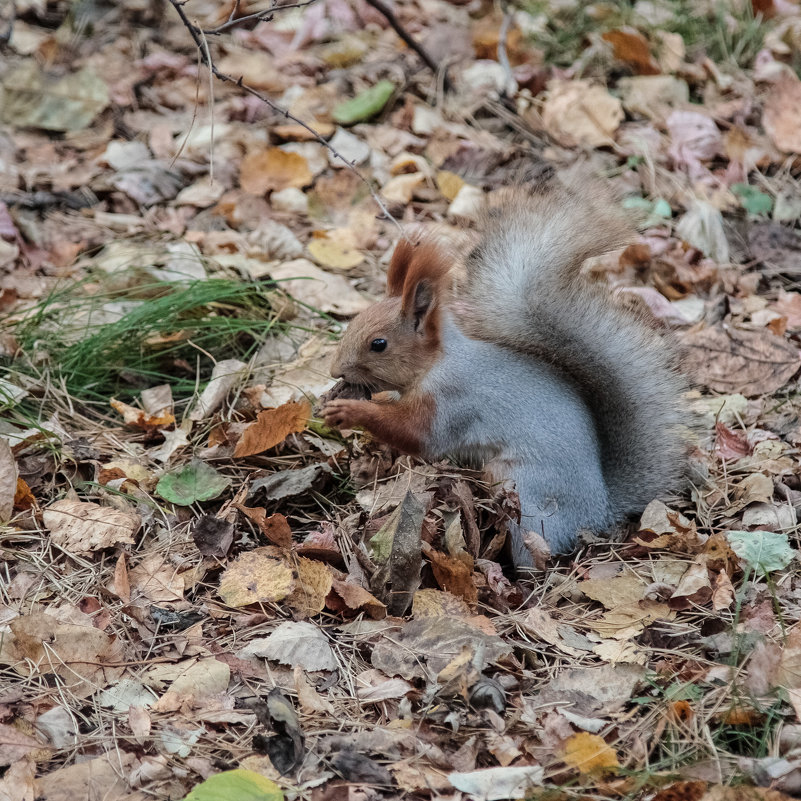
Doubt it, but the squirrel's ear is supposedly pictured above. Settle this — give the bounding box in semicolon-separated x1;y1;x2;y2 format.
387;239;414;297
404;278;436;331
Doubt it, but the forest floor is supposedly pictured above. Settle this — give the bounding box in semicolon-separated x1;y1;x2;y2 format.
3;1;801;799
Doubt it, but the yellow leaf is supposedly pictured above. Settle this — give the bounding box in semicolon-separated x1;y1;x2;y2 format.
436;170;465;201
285;557;333;617
307;238;364;270
240;148;312;195
563;732;620;774
218;548;295;607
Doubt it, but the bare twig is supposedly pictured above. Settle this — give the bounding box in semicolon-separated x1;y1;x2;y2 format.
497;7;518;97
166;0;400;229
202;0;320;35
361;0;453;93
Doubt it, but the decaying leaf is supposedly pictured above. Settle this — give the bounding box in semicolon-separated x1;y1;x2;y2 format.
43;499;139;555
240;147;313;194
242;621;337;671
542;80;624;147
218;548;295;607
371;616;511;681
233;399;311;458
448;766;544;799
0;439;18;522
762;74;801;154
682;325;801;396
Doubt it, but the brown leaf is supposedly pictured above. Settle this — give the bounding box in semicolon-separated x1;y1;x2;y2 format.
237;506;294;548
714;423;751;460
668;560;713;610
129;553;185;604
234;399;311;458
34;753;135;801
7;613;124;695
424;543;477;606
763;74;801;154
329;578;387;619
111;552;130;603
240;148;313;195
0;723;43;767
682;325;801;396
603;28;660;75
43;499;140;555
542;80;624;148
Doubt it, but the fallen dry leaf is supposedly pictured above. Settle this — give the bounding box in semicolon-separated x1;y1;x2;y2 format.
129;553;185;604
0;438;17;521
542;79;624;148
236;506;294;548
762;74;801;154
43;499;139;555
0;723;43;767
682;325;801;396
563;732;620;773
240;147;313;194
242;620;337;671
233;399;311;458
218;548;295;607
603;28;660;74
286;556;333;617
110;398;175;430
307;237;365;270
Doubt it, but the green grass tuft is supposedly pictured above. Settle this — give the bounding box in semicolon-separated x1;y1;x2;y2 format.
2;274;286;407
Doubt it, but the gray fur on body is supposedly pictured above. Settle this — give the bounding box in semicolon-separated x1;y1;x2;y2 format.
421;314;614;565
462;180;685;527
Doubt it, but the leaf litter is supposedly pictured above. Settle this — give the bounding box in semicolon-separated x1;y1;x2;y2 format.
3;1;801;800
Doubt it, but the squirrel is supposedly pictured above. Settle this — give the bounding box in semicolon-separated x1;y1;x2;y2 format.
320;173;685;569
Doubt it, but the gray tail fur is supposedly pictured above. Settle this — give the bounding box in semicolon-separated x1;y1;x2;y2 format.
461;172;685;518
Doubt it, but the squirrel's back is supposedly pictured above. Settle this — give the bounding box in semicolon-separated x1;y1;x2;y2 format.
460;172;685;519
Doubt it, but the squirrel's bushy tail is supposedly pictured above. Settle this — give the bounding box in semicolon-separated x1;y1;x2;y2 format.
461;172;685;518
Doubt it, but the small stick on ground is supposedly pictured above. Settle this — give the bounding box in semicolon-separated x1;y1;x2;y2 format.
361;0;453;93
166;0;401;231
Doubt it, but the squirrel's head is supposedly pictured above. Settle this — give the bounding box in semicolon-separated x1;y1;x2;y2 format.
330;238;450;393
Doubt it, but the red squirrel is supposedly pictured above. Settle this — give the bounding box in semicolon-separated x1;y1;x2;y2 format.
321;174;685;569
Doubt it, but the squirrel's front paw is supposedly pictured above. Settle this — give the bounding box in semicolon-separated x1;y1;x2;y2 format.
321;398;365;429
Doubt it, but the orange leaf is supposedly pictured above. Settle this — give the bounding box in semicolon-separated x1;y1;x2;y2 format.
233;400;311;458
240;148;313;195
110;399;174;431
602;28;660;75
668;700;694;724
14;477;36;510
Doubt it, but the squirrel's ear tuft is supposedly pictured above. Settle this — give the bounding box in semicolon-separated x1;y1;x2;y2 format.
387;239;415;297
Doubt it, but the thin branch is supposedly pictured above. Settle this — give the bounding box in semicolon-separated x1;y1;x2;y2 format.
166;0;400;229
361;0;452;93
202;0;320;35
497;7;517;98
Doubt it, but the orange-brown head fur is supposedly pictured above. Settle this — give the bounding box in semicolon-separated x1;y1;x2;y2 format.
330;238;451;394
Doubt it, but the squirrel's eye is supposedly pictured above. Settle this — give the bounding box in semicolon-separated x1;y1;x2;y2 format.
370;338;388;352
